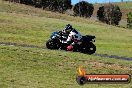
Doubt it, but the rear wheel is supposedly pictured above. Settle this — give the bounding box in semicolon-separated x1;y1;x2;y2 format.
46;39;60;49
81;42;96;54
87;42;96;54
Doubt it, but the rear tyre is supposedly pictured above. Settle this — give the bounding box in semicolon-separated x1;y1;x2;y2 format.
87;42;96;54
81;42;96;54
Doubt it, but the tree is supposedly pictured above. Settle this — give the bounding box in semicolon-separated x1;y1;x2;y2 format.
5;0;72;13
73;1;94;18
20;0;33;5
41;0;72;13
97;6;105;22
97;4;122;25
127;12;132;29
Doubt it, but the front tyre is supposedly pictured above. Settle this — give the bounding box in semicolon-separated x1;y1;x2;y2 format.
46;39;60;49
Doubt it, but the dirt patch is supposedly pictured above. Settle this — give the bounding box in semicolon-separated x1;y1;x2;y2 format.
0;42;132;61
88;60;132;71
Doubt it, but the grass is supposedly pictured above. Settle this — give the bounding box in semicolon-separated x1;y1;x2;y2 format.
113;2;132;9
94;2;132;9
0;46;132;88
0;1;132;88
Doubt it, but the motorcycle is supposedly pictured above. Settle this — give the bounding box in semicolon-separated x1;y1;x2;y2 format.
46;31;96;54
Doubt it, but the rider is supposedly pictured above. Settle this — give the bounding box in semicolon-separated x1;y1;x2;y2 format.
61;24;82;51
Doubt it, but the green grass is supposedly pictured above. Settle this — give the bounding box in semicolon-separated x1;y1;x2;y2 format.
0;46;132;88
0;1;132;88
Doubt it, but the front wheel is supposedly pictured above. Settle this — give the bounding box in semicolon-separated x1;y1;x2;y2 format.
46;39;60;49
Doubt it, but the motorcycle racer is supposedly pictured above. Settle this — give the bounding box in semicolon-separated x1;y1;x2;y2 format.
46;24;96;54
62;24;83;51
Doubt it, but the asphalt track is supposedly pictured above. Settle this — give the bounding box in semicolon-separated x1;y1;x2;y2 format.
0;42;132;61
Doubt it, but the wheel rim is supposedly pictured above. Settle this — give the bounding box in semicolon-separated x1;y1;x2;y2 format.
82;43;96;54
88;45;96;54
49;41;54;46
90;47;94;51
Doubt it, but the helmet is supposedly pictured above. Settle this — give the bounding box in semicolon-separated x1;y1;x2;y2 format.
63;24;73;34
67;45;73;51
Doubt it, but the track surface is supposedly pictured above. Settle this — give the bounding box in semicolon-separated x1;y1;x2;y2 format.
0;42;132;61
